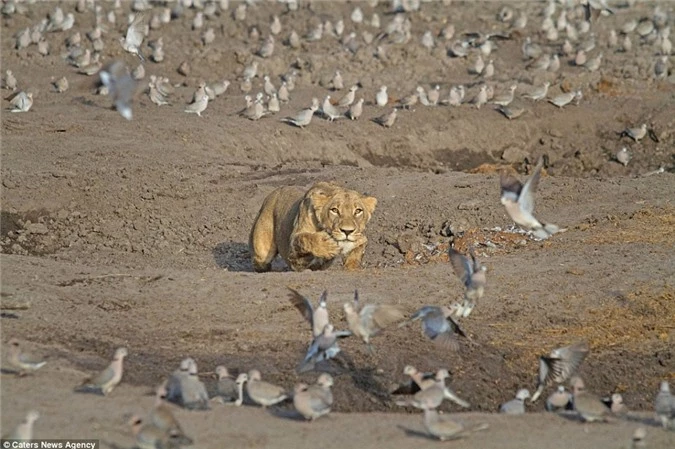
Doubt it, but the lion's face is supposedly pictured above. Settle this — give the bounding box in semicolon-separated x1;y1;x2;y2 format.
307;182;377;250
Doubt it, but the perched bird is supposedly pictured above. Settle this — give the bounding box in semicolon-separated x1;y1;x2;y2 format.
423;407;487;441
166;358;192;404
500;157;563;240
184;83;208;117
242;61;258;80
213;365;238;403
267;93;280;113
293;373;334;420
401;305;466;350
372;108;397;128
180;359;209;410
7;91;33;113
499;389;530;414
523;82;550;101
444;86;465;106
120;13;146;61
337;85;358;107
6;339;46;374
395;369;470;409
548;91;581;109
52;76;69;93
397;90;418;110
582;0;614;22
346;98;364;120
321;96;343;122
531;341;590;402
287;288;330;338
390;365;440;395
4;70;17;91
278;82;290;103
616;148;631;166
375;86;388;107
427;85;440;106
546;385;572;412
492;84;517;106
496;105;526;121
654;381;674;429
280;102;318;129
75;347;128;395
245;369;288;408
631;427;647;449
620;124;647;143
150;382;194;445
233;373;247;406
471;85;488;109
2;410;39;440
343;291;404;352
571;377;612;423
448;247;486;318
99;61;137;120
331;70;344;91
206;80;230;100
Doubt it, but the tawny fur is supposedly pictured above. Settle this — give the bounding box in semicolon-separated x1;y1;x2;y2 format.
249;182;377;272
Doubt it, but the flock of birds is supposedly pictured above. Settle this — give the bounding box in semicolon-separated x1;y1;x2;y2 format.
2;0;673;446
3;0;671;167
3;156;675;445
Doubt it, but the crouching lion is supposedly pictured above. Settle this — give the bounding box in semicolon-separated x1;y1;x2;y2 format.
249;181;377;272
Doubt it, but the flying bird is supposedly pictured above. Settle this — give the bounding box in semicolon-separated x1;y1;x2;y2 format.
531;341;590;402
99;61;137;121
449;246;486;317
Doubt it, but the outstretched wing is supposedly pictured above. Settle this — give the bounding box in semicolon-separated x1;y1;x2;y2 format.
500;170;523;200
360;304;404;334
449;248;473;288
287;287;314;328
540;341;590;385
518;158;544;214
126;13;146;47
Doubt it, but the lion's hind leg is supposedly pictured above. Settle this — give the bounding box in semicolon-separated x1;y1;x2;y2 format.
249;210;278;273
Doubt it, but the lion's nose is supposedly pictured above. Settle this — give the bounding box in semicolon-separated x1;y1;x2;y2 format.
341;228;354;237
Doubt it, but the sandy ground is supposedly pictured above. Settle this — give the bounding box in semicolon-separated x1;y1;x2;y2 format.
1;0;674;447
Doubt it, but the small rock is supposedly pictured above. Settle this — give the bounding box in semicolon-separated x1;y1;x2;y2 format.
396;233;424;254
25;223;49;235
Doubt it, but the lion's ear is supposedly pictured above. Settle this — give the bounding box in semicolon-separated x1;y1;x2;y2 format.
361;195;377;215
306;183;333;209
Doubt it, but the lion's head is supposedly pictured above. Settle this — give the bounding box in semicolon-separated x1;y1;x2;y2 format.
303;182;377;247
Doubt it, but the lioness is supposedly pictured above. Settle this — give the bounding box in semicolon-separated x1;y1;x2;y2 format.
249;182;377;272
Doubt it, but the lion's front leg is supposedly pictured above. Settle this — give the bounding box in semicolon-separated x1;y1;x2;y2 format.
290;231;341;264
342;236;368;270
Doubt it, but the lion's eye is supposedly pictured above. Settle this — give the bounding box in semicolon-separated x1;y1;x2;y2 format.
354;208;363;215
330;207;340;215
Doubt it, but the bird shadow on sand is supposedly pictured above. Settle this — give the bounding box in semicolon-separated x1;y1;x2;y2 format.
212;242;252;272
267;407;308;422
396;425;440;441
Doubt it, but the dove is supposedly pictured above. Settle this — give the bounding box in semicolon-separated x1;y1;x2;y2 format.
6;339;46;374
120;13;146;61
395;369;470;410
423;407;487;441
242;61;258;81
202;28;215;45
421;30;435;51
245;369;288;408
654;56;669;79
278;82;290;103
232;373;247;406
397;91;418;110
448;247;486;318
38;39;50;56
280;103;318;129
346;98;364;120
417;86;431;106
620;124;647;143
522;37;542;60
287;288;329;338
351;6;363;23
267;93;280;113
293;373;334;420
500;389;530;414
15;27;31;50
148;82;170;106
391;366;441;395
132;64;145;80
571;377;612;423
2;410;39;440
401;305;466;350
331;70;344;91
654;381;674;428
496;105;526;121
7;91;33;113
375;85;388;107
52;76;69;93
192;12;203;30
482;60;495;79
206;80;229;100
492;84;517;106
270;15;281;35
287;30;301;48
443;86;464;106
500;157;563;241
582;0;614;22
584;52;603;72
523;82;550;101
232;3;246;21
527;53;550;71
448;40;469;58
546;386;572;412
372;108;397;128
470;55;485;75
471;85;488;109
427;85;440;106
184;83;208;117
150;383;194;445
531;341;590;402
338;85;357;107
258;35;275;58
240;94;266;121
607;393;627;415
621;35;633;53
99;61;137;120
321;96;343;122
297;323;351;373
262;76;276;96
632;427;647;449
616;148;631;166
213;366;238;403
343;291;404;352
574;50;587;67
179;359;209;410
129;415;172;449
548;91;581;109
166;359;192;404
75;347;127;395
